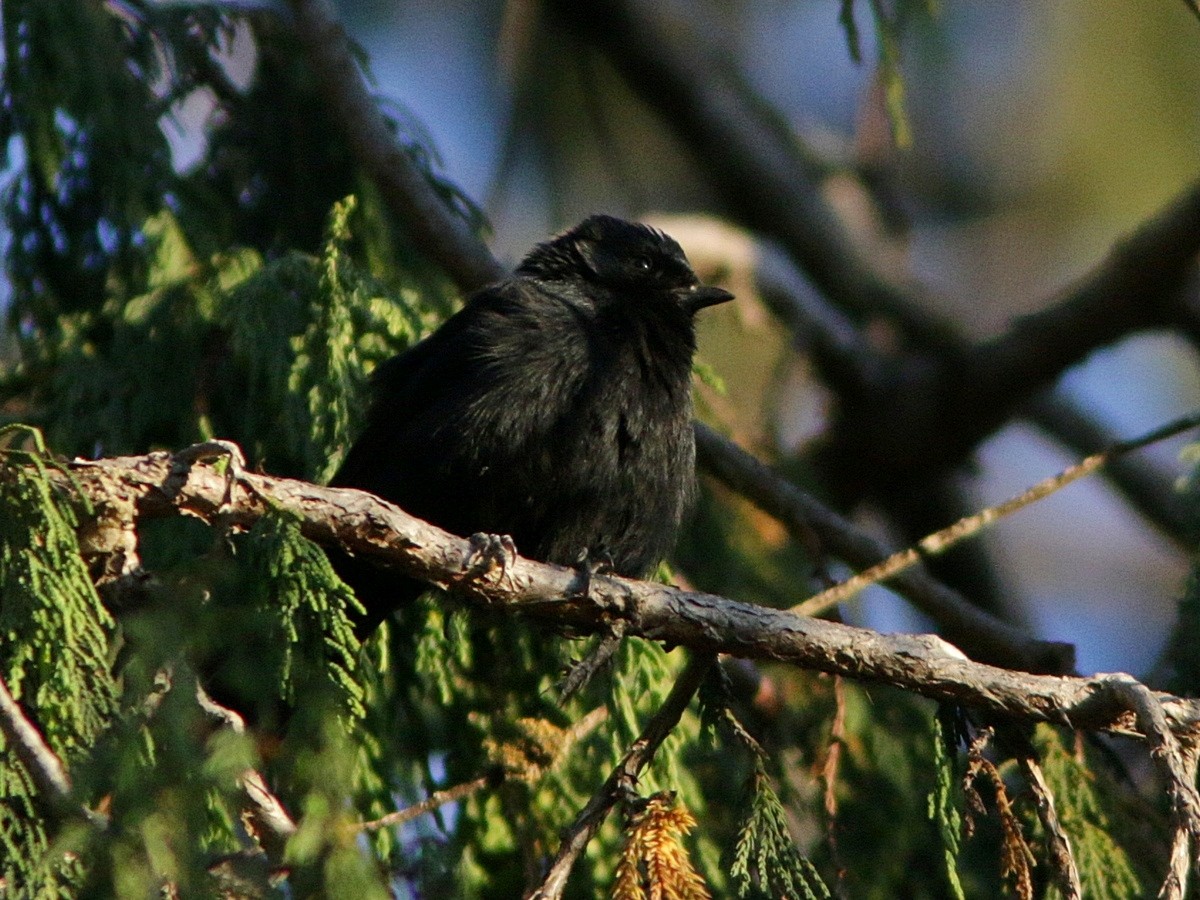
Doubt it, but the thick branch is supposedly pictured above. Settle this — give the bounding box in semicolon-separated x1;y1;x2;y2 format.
51;449;1200;744
286;0;504;293
955;184;1200;457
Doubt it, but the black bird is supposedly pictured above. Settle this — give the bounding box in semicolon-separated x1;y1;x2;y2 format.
330;215;733;630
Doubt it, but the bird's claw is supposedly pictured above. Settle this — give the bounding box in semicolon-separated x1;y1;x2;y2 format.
464;532;518;590
567;546;614;600
168;439;247;507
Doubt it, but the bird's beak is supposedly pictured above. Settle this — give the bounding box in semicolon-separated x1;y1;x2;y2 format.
682;284;734;313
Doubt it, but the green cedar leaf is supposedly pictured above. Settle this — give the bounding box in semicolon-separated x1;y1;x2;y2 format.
928;707;967;900
241;508;365;719
0;426;116;895
730;763;831;900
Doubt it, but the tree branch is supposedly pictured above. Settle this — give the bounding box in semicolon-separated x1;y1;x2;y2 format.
195;684;297;865
693;423;1073;674
796;409;1200;616
47;447;1200;747
356;706;607;835
1025;390;1192;551
285;0;505;293
28;438;1200;899
0;673;95;826
526;653;714;900
1100;676;1200;899
359;776;491;834
955;184;1200;459
999;725;1082;900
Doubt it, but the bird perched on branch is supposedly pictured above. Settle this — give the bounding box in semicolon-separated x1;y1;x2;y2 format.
330;214;733;630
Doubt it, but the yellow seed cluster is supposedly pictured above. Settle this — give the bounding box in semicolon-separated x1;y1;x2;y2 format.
613;794;711;900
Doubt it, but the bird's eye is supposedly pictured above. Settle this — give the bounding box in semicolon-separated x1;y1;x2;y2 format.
633;255;654;272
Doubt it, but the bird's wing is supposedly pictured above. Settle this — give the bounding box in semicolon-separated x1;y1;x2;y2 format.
330;281;587;506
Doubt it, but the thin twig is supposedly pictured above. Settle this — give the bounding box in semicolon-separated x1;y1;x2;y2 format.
359;776;492;833
238;769;298;863
822;676;849;899
358;705;608;833
1025;390;1192;551
964;727;1036;899
0;673;98;825
558;626;626;702
693;422;1073;674
796;409;1200;616
526;653;715;900
195;684;297;862
1001;726;1082;900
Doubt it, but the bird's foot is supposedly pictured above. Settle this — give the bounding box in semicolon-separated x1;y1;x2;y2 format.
566;546;614;601
167;439;247;507
464;532;518;591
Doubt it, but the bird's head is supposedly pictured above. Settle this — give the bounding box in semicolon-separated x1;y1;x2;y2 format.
517;214;734;314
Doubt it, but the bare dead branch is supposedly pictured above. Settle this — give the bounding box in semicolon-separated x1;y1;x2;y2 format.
1025;390;1192;551
822;676;849;900
673;214;1195;610
357;706;607;835
525;653;714;900
359;776;491;834
964;727;1036;899
20;440;1200;888
237;769;298;865
1100;676;1200;899
41;446;1200;747
195;684;297;863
